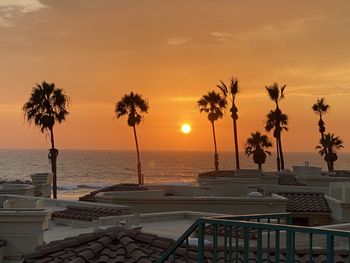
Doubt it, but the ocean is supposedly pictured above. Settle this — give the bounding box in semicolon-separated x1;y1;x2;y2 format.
0;149;349;200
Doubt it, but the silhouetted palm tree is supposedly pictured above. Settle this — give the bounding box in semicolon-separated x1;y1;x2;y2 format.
265;108;288;171
265;82;287;171
217;77;240;170
312;98;330;170
23;81;69;199
316;133;343;171
245;131;272;170
115;92;149;185
197;91;227;170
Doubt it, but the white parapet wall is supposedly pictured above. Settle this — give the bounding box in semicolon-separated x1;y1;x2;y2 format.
0;209;47;259
0;184;35;196
329;182;350;202
95;191;288;214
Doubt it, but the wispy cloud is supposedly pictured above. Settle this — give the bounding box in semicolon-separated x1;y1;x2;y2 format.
0;0;45;26
211;31;234;42
164;37;190;46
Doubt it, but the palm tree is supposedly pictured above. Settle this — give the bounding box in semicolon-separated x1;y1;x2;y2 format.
245;131;272;170
23;81;69;199
312;98;330;170
217;77;240;170
115;92;149;185
265;108;288;171
197;91;227;171
316;133;343;171
265;82;287;171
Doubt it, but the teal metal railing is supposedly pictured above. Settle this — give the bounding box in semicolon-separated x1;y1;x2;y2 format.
157;213;350;263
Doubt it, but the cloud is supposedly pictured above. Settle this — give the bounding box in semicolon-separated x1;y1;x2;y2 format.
164;37;190;46
211;31;234;42
0;0;45;26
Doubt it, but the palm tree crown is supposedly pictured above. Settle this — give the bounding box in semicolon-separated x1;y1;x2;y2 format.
316;133;343;154
245;131;272;169
316;133;343;171
197;91;227;122
23;82;69;134
266;82;286;107
217;78;239;119
312;98;329;118
115;92;149;126
22;81;69;199
265;109;288;138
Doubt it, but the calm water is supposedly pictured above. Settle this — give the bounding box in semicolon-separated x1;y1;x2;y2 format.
0;150;349;199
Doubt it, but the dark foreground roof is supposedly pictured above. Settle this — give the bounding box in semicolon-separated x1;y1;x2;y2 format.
278;192;331;213
24;227;349;263
24;227;173;263
52;205;130;222
0;240;7;247
79;184;147;202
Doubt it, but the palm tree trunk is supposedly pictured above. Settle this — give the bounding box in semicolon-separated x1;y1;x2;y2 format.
278;134;285;170
232;118;240;170
133;125;143;184
328;148;334;172
275;137;281;171
258;163;262;170
49;127;58;199
319;117;331;171
211;121;219;171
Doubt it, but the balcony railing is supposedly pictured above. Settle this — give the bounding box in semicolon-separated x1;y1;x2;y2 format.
157;213;350;263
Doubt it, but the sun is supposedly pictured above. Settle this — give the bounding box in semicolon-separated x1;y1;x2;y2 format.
181;123;191;134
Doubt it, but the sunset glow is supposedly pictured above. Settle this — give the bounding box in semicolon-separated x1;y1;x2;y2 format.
181;124;191;134
0;1;349;152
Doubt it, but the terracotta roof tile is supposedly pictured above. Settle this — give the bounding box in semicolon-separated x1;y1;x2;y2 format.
51;205;128;222
278;192;331;213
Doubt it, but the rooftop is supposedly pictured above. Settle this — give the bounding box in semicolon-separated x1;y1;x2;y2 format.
278;192;331;213
23;226;350;263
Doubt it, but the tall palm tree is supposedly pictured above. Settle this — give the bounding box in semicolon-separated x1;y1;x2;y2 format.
316;133;343;171
245;131;272;170
23;81;69;199
115;92;149;185
265;108;288;171
217;77;240;170
265;82;287;171
312;98;330;170
197;91;227;171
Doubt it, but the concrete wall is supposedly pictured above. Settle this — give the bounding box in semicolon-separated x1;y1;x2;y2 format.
326;196;350;222
95;193;287;214
298;177;350;188
198;177;262;197
263;185;329;195
0;194;132;211
0;210;47;259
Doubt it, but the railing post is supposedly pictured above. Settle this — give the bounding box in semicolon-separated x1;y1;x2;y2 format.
286;230;293;263
327;234;334;263
198;219;205;263
244;227;249;262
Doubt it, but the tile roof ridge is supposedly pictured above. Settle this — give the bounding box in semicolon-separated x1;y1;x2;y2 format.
277;191;325;195
117;231;151;262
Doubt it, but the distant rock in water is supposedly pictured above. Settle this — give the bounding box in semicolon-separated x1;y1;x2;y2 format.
78;183;147;202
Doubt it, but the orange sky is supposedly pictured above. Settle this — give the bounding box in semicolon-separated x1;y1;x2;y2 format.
0;0;350;151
